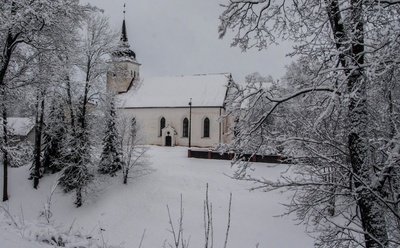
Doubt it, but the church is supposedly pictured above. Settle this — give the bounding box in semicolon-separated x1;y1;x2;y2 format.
107;17;234;148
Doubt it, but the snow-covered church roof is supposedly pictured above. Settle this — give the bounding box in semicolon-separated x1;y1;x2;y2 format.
116;73;232;108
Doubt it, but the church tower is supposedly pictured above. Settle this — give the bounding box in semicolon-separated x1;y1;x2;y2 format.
107;6;141;94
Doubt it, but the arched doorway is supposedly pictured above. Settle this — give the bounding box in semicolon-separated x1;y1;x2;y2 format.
165;136;172;146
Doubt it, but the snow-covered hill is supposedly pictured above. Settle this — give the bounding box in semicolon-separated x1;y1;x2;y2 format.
0;146;313;247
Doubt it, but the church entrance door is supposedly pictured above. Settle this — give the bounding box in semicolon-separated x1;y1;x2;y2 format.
165;136;172;147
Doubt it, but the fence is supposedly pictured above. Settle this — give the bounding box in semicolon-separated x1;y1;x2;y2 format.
187;149;283;163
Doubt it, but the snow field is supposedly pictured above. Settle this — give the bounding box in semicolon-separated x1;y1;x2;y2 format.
1;146;314;247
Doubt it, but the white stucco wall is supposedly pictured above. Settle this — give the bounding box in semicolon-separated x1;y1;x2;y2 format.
119;107;231;148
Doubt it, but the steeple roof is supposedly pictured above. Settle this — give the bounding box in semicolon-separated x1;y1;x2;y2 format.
112;5;137;61
121;19;128;43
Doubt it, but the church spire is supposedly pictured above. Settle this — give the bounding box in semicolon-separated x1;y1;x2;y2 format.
121;4;128;43
112;3;137;61
121;20;128;42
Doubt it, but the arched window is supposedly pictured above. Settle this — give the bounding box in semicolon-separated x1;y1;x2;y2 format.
160;117;166;136
203;117;210;138
182;118;189;137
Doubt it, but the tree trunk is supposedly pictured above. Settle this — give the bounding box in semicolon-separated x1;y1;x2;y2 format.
0;26;17;202
33;89;45;189
80;57;91;133
0;33;11;195
2;102;9;202
348;69;388;248
123;168;128;184
75;186;82;207
346;0;388;246
65;76;76;136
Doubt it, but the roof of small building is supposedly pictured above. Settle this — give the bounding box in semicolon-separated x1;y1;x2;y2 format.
6;117;35;136
116;73;232;108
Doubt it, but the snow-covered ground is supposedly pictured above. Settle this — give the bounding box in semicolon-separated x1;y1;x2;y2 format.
0;146;314;247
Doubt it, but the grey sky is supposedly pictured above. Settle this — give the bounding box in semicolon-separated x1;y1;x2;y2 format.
85;0;294;83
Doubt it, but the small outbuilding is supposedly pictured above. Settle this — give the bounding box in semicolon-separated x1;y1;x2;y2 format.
6;117;35;145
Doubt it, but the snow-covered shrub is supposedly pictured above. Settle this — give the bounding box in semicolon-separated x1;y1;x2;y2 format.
7;141;33;167
0;207;105;248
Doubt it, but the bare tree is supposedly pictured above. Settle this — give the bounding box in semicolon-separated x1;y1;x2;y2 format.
166;195;190;248
164;184;234;248
219;1;400;247
118;115;150;185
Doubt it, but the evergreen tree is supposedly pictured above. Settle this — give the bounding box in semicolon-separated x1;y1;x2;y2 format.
58;12;116;207
41;99;67;174
98;98;124;176
58;101;93;207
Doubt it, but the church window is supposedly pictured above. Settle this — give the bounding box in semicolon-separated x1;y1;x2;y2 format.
203;117;210;138
160;117;166;136
183;118;189;137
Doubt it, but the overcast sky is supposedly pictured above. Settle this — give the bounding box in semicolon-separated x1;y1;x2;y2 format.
85;0;294;83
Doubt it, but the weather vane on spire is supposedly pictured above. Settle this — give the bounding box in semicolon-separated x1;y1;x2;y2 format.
123;3;126;19
120;3;129;43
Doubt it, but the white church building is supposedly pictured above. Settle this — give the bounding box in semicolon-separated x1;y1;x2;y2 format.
107;17;234;148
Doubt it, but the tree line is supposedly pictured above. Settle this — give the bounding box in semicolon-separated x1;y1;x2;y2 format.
0;0;147;208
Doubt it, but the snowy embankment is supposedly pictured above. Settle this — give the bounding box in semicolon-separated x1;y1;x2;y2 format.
0;146;314;247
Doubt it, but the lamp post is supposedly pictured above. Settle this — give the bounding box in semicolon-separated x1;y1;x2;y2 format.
189;98;192;148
